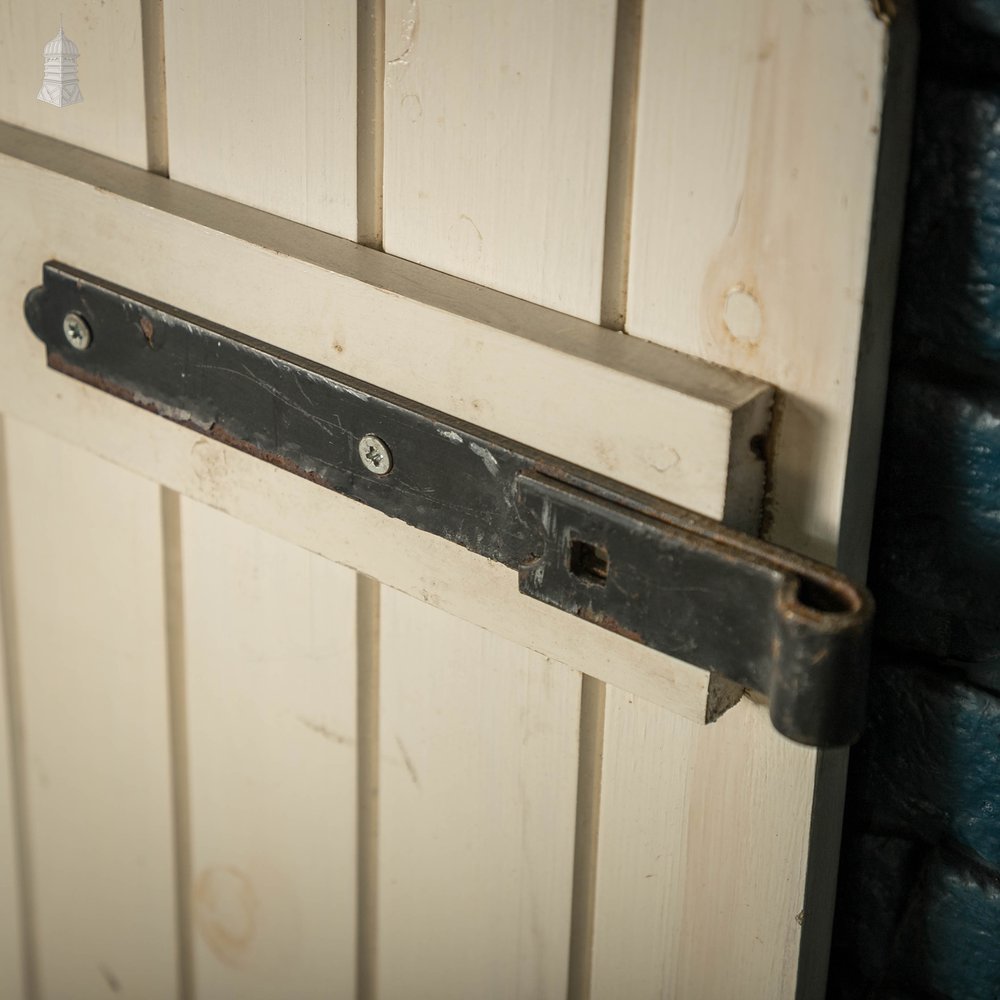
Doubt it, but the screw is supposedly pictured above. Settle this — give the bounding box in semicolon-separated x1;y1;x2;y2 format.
358;434;392;475
63;312;92;351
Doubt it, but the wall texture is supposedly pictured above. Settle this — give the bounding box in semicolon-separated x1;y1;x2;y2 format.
831;2;1000;997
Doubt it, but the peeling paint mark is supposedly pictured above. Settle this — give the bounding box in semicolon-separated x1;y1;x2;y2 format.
401;92;422;122
140;315;154;347
98;963;121;993
297;716;353;745
722;284;763;344
194;866;258;968
395;736;420;786
470;442;499;476
438;428;463;444
388;0;419;67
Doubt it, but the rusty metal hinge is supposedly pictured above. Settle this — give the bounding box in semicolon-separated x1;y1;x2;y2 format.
24;262;873;746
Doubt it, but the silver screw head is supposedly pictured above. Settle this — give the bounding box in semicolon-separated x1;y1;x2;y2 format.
62;312;92;351
358;433;392;475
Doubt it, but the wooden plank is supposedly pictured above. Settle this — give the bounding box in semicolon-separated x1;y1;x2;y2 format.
625;0;888;565
164;0;357;239
0;419;26;1000
162;11;362;995
383;0;616;318
0;0;148;168
591;690;813;1000
0;131;770;722
590;4;912;998
178;498;357;999
3;418;178;1000
377;587;580;1000
378;7;620;992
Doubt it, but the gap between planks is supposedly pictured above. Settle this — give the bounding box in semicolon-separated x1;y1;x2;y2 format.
357;0;385;250
140;0;169;177
0;416;37;1000
568;4;645;995
599;0;644;332
356;574;381;1000
161;488;194;1000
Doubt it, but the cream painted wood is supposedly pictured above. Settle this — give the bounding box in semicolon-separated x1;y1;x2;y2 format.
0;132;765;722
378;587;579;1000
378;8;624;989
0;470;26;1000
179;499;357;999
0;0;148;168
592;690;814;1000
383;0;616;319
161;13;362;993
164;0;358;240
589;5;908;998
3;420;178;1000
626;0;888;566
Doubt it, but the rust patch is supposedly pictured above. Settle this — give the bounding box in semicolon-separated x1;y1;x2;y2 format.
194;865;258;968
139;315;155;348
576;606;644;644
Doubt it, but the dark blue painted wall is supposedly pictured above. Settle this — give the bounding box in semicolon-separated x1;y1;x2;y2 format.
831;3;1000;997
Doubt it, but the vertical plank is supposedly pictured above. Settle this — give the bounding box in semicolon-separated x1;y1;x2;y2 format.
624;0;887;564
590;3;904;999
180;499;357;999
4;419;178;1000
164;0;358;239
162;8;362;996
379;4;619;993
591;691;813;1000
378;587;580;1000
0;0;148;168
0;420;26;1000
383;0;617;318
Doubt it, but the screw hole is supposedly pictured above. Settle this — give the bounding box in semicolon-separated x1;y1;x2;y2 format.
569;538;609;586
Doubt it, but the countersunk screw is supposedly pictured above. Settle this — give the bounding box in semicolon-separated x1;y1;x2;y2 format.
359;433;392;475
63;312;92;351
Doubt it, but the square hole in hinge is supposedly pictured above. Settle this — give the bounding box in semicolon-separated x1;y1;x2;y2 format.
569;538;609;586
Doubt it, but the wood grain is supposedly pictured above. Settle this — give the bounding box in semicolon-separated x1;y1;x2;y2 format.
383;0;617;319
377;587;579;1000
3;419;178;1000
0;0;148;168
588;4;909;998
179;499;357;999
164;0;357;239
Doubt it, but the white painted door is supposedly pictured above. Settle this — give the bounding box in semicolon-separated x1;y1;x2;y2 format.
0;3;913;998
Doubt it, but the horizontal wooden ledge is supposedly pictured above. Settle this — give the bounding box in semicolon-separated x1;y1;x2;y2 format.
0;123;772;725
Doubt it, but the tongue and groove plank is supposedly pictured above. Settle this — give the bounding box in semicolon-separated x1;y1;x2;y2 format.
0;5;181;998
2;421;179;1000
377;588;581;1000
0;0;148;169
0;459;26;1000
589;4;913;999
162;3;362;997
178;498;358;1000
163;0;357;240
376;2;618;994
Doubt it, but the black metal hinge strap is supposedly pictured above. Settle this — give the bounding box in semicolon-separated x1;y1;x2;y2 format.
23;262;873;747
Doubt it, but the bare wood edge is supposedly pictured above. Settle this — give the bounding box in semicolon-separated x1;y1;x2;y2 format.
797;10;919;999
